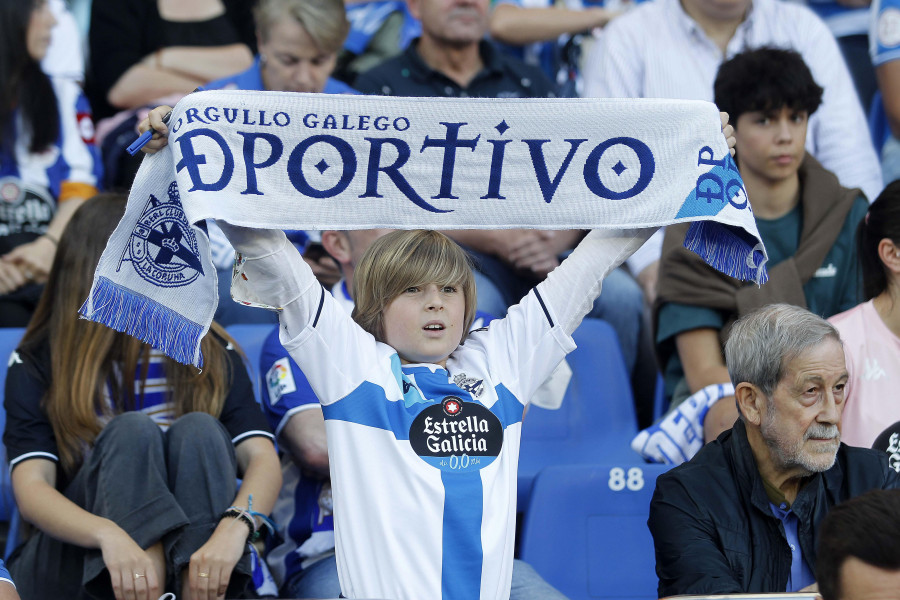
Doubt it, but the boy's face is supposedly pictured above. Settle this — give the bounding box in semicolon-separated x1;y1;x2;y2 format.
382;282;466;368
734;107;808;186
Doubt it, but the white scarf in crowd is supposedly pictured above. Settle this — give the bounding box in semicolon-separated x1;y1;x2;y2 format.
81;90;767;367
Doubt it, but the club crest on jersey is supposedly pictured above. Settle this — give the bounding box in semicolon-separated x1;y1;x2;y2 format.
453;373;484;398
409;396;503;472
125;181;204;287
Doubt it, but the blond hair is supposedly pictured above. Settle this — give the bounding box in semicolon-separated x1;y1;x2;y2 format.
254;0;349;54
352;230;478;344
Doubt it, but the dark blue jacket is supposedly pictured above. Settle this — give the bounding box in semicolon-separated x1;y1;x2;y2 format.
649;419;900;596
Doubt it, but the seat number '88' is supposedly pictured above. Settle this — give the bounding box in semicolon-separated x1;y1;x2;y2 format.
608;467;644;491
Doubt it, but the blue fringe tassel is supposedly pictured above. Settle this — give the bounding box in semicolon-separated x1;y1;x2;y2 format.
79;276;205;368
684;221;769;285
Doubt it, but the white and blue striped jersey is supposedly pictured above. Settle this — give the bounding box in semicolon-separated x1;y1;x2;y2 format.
280;281;572;600
0;77;101;251
261;280;499;588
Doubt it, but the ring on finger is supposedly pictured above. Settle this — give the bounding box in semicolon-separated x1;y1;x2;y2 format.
198;572;210;578
134;573;146;579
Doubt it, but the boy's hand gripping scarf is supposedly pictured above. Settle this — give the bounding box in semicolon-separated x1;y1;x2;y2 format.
80;90;768;367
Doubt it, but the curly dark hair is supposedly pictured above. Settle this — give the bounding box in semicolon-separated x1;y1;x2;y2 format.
714;47;823;126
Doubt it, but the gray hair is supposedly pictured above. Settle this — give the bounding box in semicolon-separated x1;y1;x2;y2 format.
724;303;842;396
254;0;350;54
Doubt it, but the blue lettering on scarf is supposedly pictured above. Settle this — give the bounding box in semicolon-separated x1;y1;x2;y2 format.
361;137;450;213
583;137;655;200
175;129;234;192
675;147;749;218
523;138;587;203
287;135;357;198
482;139;511;200
420;122;480;200
239;132;283;195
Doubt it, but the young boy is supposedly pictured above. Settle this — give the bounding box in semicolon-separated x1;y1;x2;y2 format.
653;47;869;447
218;224;650;600
140;102;735;600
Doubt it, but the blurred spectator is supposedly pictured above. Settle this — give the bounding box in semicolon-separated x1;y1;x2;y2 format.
354;0;644;380
336;0;421;84
584;0;882;303
805;0;875;111
816;490;900;600
42;0;83;82
354;0;555;98
87;0;256;122
829;182;900;447
0;0;101;327
3;193;281;599
0;561;19;600
650;304;899;596
655;48;867;444
871;0;900;184
203;0;356;325
488;0;621;96
872;421;900;471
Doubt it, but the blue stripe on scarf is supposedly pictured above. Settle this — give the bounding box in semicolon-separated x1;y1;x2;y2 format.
78;276;205;367
683;221;769;286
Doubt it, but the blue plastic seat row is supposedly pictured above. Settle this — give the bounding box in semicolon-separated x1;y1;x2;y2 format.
520;462;672;600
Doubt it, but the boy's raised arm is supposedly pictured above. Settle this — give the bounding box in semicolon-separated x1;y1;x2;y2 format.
537;227;657;337
216;222;318;340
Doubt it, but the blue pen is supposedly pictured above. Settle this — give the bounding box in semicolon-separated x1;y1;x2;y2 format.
126;86;204;156
126;110;172;156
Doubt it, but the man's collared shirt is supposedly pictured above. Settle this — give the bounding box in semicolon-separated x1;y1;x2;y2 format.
763;479;817;592
353;39;556;98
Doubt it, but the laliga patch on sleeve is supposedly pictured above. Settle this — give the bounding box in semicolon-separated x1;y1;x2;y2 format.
266;357;296;405
879;8;900;48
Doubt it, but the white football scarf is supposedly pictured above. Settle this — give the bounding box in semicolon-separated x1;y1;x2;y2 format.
81;90;768;367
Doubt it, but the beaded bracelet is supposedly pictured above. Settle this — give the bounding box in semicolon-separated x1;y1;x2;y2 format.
221;506;258;542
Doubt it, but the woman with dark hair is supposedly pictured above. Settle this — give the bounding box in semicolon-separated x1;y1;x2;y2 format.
830;182;900;447
0;0;102;327
2;194;281;600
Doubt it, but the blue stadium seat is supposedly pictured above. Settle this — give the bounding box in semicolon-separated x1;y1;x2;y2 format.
519;462;671;600
0;328;26;560
517;319;640;510
225;324;275;404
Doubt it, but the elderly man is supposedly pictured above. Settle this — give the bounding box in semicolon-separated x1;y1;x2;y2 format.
817;490;900;600
649;304;900;596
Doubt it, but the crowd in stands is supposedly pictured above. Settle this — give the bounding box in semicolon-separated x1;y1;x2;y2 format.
3;0;900;598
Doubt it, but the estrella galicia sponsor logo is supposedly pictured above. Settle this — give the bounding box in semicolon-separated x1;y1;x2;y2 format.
409;396;503;472
0;178;54;237
125;181;204;287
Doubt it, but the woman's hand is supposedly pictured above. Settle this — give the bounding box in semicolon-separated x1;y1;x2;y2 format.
0;261;28;294
187;517;248;600
137;105;175;154
1;237;56;287
97;523;162;600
